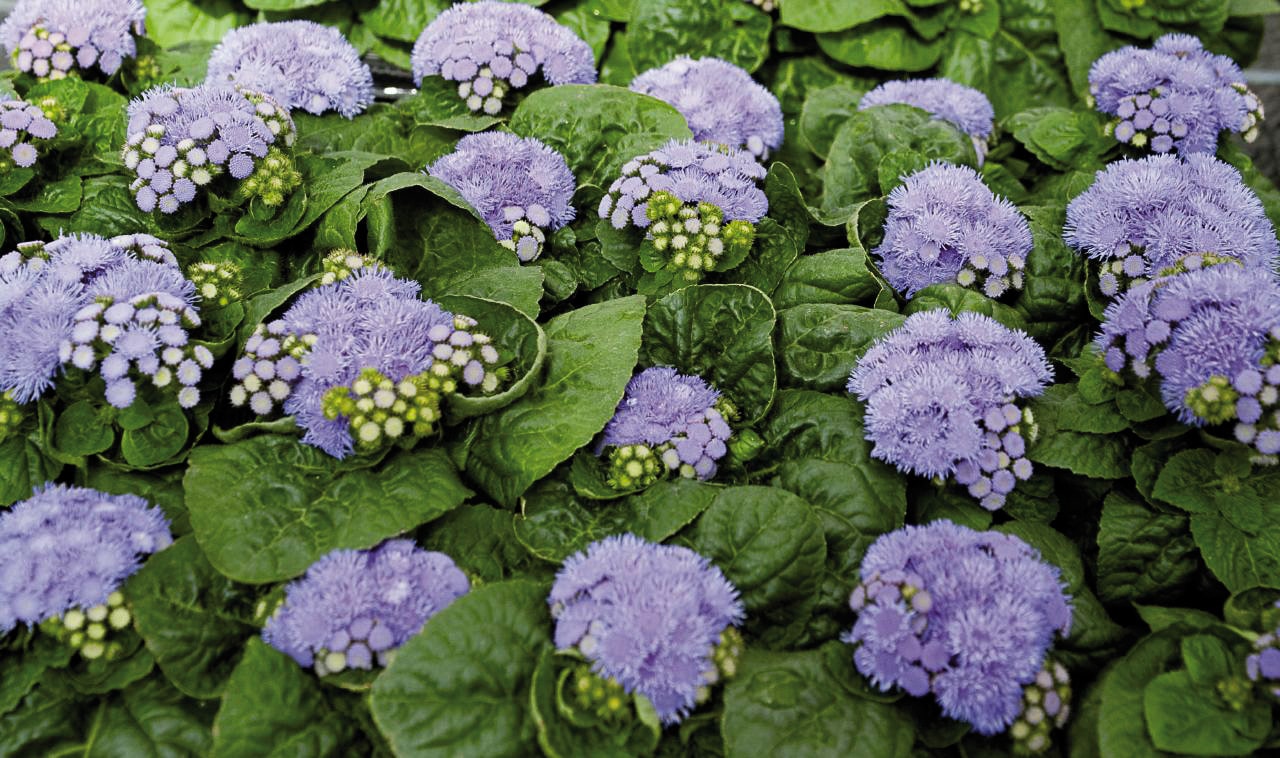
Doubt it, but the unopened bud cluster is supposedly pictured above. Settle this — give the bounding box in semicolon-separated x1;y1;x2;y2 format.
569;664;633;724
952;404;1038;511
321;367;448;451
1009;659;1071;755
41;591;132;661
320;249;378;285
186;261;244;307
645;191;754;282
0;391;24;442
238;145;302;207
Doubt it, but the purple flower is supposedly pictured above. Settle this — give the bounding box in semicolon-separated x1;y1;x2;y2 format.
411;0;596;115
849;310;1052;510
1089;34;1263;155
860;78;994;163
0;0;146;79
263;539;468;673
206;21;373;118
1247;605;1280;698
1065;154;1278;296
875;162;1031;298
0;483;171;633
549;534;744;723
0;97;58;170
843;520;1071;736
426;132;577;262
630;57;784;160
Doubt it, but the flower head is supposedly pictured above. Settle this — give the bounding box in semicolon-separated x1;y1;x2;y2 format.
206;21;373;118
844;521;1071;736
426;132;577;262
549;534;744;723
0;0;145;79
630;57;784;160
0;483;171;633
411;1;596;115
263;539;469;674
875;162;1031;298
1064;154;1278;296
1089;34;1263;154
860;78;994;162
0;96;58;170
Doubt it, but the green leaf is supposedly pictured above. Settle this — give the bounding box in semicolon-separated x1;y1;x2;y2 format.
799;85;865;160
185;439;472;583
1096;492;1199;604
1052;0;1123;97
432;266;545;319
627;0;772;73
1190;511;1280;594
781;0;905;32
1154;448;1280;515
143;0;252;47
0;636;72;717
778;305;906;392
370;581;551;758
817;20;945;72
1098;630;1180;758
126;537;257;699
462;296;645;506
1007;107;1111;172
83;676;214;757
120;401;190;468
1144;669;1269;755
51;401;114;457
420;504;540;584
211;639;353;758
1027;390;1131;480
643;284;777;423
435;295;548;422
774;248;884;308
530;649;660;758
359;0;450;42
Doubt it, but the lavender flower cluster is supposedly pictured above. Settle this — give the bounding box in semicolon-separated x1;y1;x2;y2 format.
263;540;469;675
0;96;57;170
0;0;146;79
426;132;577;262
1064;154;1278;297
630;57;784;160
549;534;745;723
844;521;1072;741
0;483;171;634
1089;34;1264;154
859;78;995;163
874;162;1031;298
124;83;298;213
411;0;596;115
206;21;373;119
1097;264;1280;455
228;267;503;459
0;233;210;410
1248;602;1280;698
599;367;733;487
848;310;1053;510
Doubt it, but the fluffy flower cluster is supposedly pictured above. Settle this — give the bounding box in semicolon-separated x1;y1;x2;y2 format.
1247;603;1280;698
849;310;1052;510
426;132;577;262
228;267;502;458
630;57;784;160
205;21;373;119
0;96;57;170
124;83;298;213
859;78;995;163
263;540;468;674
0;0;146;79
411;0;596;115
1089;34;1264;154
0;233;210;410
875;162;1031;298
0;483;171;633
844;521;1072;738
1096;265;1280;455
1064;154;1278;296
599;367;733;486
549;534;745;723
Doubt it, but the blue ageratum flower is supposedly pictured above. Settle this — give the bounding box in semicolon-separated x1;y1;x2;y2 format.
0;96;57;170
549;534;745;724
0;483;171;633
411;0;596;115
1089;33;1263;155
875;162;1031;298
426;131;577;262
844;520;1072;743
123;83;298;213
1064;154;1279;297
849;310;1052;510
1096;264;1280;455
599;367;733;487
630;57;784;160
205;21;373;119
0;0;145;79
859;78;995;163
263;539;469;675
228;267;504;459
1248;602;1280;699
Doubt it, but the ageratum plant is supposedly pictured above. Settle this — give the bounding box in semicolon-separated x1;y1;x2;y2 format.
0;1;1278;756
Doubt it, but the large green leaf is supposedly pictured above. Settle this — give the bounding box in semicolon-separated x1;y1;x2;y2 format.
627;0;772;73
778;305;905;392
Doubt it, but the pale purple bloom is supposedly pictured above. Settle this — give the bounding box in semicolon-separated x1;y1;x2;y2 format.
860;78;994;162
1247;603;1280;697
263;539;468;672
876;162;1031;297
549;534;744;723
844;520;1071;735
630;57;783;160
411;1;596;115
0;0;145;78
0;483;171;633
0;97;58;170
206;21;373;118
601;367;731;480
